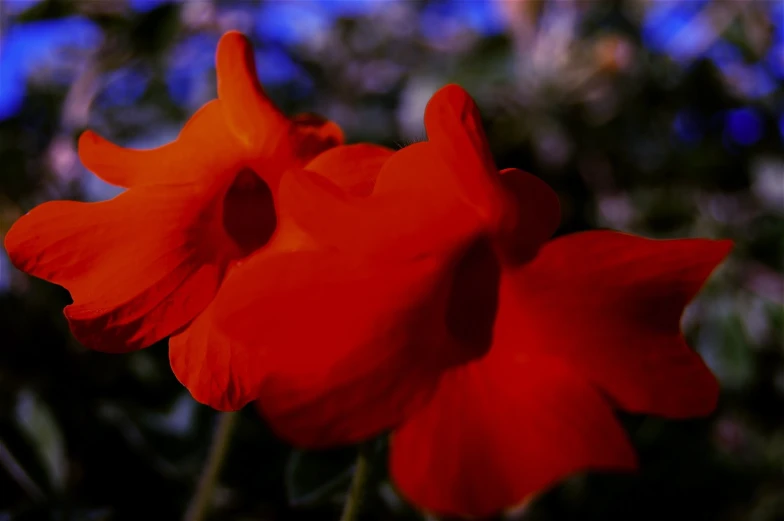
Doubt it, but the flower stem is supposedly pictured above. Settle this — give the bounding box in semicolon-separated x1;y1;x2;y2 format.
339;442;374;521
184;411;239;521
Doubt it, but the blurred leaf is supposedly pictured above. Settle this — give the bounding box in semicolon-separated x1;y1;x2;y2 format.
702;309;755;390
74;508;113;521
284;446;356;507
14;0;76;22
5;507;113;521
127;350;164;384
96;401;180;477
722;314;756;383
746;214;784;271
129;2;181;57
14;390;68;494
0;438;46;502
141;392;196;437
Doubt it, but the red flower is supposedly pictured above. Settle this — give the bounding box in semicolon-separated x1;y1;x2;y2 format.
3;32;342;353
194;85;730;517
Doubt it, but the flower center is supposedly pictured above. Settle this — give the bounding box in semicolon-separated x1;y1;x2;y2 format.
222;168;277;257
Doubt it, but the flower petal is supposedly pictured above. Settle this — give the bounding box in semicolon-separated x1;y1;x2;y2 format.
497;168;561;262
215;31;289;148
170;249;449;441
78;100;244;188
280;145;484;261
390;352;637;518
4;186;227;352
421;84;510;228
504;231;732;418
290;113;346;163
168;297;247;410
423;84;496;179
390;231;729;517
304;143;393;196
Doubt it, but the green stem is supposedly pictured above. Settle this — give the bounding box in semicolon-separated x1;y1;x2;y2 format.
339;443;374;521
184;411;239;521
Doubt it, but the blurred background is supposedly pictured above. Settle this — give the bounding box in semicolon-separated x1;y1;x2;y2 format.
0;0;782;520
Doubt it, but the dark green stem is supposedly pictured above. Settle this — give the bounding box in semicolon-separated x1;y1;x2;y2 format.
339;443;374;521
184;411;239;521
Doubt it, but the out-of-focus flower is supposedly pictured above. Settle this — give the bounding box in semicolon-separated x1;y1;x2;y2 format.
725;108;764;146
764;1;784;78
643;0;711;61
254;0;388;47
779;113;784;140
97;66;150;108
129;0;169;13
0;16;100;119
166;33;220;109
188;85;728;517
3;32;342;366
673;109;705;144
594;34;635;73
420;0;505;46
0;250;10;293
751;157;784;213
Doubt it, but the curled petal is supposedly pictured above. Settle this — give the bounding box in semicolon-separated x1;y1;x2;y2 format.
169;297;251;410
78;101;244;188
424;84;496;177
304;143;393;196
498;168;561;262
281;145;483;261
291;113;345;162
77;130;169;188
215;31;289;148
421;84;508;229
4;187;226;352
5;97;262;352
503;231;732;417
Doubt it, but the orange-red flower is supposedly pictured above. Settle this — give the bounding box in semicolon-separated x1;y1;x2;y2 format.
4;27;731;515
3;31;342;354
190;85;730;517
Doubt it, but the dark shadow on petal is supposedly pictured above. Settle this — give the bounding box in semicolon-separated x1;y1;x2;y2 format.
445;237;501;362
222;167;277;256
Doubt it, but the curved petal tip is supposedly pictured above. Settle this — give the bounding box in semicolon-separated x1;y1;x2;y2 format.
216;30;253;69
216;31;286;146
77;130;135;188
